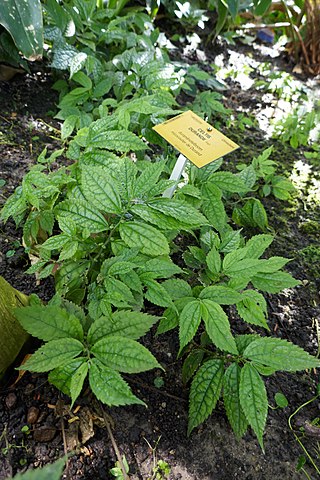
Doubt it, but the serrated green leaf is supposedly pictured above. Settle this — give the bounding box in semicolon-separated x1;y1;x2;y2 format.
201;299;238;354
91;335;161;373
59;240;79;261
70;361;88;407
14;305;83;342
104;276;136;308
235;334;260;354
89;359;145;406
199;286;243;305
237;299;269;330
239;364;268;451
148;198;207;228
219;229;241;253
41;234;69;251
18;338;83;372
162;279;192;300
209;172;248;193
131;204;183;230
55;200;108;233
243;337;320;371
188;359;224;435
144;278;174;308
182;349;204;384
120;222;169;256
252;199;268;229
134;161;165;197
241;290;267;313
141;257;182;278
224;258;262;278
88;311;158;345
48;358;86;396
223;363;248;439
251;271;300;293
245;234;273;259
88;129;146;152
179;300;202;350
257;257;290;273
201;183;227;232
81;165;122;214
156;307;179;335
206;247;221;274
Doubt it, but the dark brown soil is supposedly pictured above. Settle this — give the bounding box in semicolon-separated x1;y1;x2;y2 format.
0;43;320;480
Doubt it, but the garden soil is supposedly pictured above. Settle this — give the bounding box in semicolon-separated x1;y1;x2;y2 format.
0;39;320;480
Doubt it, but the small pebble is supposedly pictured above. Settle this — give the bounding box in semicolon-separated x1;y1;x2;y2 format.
33;425;57;442
27;406;40;424
5;392;17;409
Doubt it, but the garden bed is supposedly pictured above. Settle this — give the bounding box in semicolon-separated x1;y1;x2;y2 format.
1;35;320;480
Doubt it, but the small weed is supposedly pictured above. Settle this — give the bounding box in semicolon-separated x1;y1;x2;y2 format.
110;455;129;479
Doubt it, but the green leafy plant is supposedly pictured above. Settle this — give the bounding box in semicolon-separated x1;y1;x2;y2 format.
15;299;161;407
9;457;66;480
110;455;130;479
0;0;43;68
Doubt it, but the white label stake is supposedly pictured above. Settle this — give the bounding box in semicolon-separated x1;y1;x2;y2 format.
162;154;188;198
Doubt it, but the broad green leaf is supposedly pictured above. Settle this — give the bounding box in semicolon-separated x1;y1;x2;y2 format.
144;279;174;308
55;200;108;233
148;198;208;228
18;338;84;372
206;247;221;274
14;305;83;341
70;361;88;407
182;349;204;384
11;458;66;480
219;229;241;253
179;300;202;350
256;257;290;273
108;261;137;276
238;165;256;189
91;335;161;373
235;334;260;354
49;358;87;396
222;247;248;270
199;286;243;305
226;0;240;20
41;234;69;250
0;0;43;60
134;161;165;197
88;129;146;152
209;172;248;193
243;337;320;371
141;257;182;278
59;240;79;261
131;204;184;230
224;258;262;278
156;307;179;335
251;271;300;293
89;359;145;406
237;299;269;330
239;364;268;451
252;199;268;229
223;363;248;439
120;222;169;256
188;359;224;435
87;311;158;345
241;290;267;313
104;277;136;307
201;183;227;232
81;165;122;214
245;234;273;259
201;299;238;354
162;279;192;300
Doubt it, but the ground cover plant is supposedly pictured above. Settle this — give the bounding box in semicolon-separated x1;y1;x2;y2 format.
1;0;320;479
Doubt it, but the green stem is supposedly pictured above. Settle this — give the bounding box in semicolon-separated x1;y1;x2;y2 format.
288;394;320;475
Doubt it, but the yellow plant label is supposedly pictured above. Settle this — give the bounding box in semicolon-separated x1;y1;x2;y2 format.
152;110;239;168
